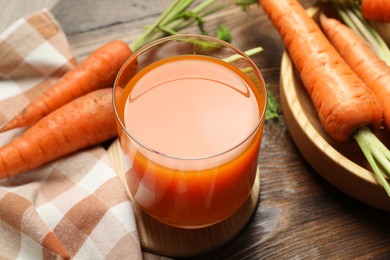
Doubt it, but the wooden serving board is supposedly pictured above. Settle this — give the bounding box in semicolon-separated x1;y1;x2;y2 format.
108;139;260;258
279;7;390;211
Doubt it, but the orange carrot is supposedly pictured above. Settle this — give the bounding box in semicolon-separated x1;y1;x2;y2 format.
0;40;133;132
331;1;390;66
361;0;390;23
319;14;390;130
259;0;383;142
0;88;116;178
0;0;223;133
252;0;390;197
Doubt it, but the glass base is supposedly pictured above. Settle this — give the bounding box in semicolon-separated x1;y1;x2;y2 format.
108;139;261;257
130;168;260;257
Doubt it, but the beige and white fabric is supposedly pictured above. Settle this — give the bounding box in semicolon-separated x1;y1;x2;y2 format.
0;9;142;259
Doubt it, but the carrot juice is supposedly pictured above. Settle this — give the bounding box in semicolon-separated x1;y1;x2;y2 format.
113;36;266;228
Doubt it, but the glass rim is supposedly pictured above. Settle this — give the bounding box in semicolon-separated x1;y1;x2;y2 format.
112;34;268;161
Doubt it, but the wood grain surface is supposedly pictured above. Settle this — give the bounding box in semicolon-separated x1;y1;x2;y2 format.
2;0;390;259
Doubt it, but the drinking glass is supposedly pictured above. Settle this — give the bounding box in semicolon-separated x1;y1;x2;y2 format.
113;34;267;228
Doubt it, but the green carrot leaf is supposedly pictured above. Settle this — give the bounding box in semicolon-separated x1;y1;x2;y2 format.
216;24;233;43
266;87;279;120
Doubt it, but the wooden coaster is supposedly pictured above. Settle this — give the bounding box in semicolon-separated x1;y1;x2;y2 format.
108;139;260;258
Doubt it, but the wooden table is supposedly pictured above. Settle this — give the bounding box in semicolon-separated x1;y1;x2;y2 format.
2;0;390;259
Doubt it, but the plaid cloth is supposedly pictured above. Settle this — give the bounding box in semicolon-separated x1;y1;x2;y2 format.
0;9;143;259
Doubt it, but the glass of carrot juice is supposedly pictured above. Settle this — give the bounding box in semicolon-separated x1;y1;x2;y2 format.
113;34;267;229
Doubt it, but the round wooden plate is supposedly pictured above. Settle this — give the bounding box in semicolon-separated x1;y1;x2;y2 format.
280;40;390;211
108;139;260;257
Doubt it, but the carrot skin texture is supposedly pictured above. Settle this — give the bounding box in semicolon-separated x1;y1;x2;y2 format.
320;15;390;130
0;40;132;132
259;0;383;142
361;0;390;23
0;88;116;178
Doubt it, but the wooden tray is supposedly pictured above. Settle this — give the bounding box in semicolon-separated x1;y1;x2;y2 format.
108;139;260;258
278;6;390;211
280;36;390;211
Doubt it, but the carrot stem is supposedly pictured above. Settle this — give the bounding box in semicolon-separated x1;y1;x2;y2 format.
129;0;221;52
129;0;183;51
354;127;390;197
222;46;263;63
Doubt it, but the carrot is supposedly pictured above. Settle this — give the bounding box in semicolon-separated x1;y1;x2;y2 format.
249;0;390;197
0;40;133;132
0;0;224;132
0;88;116;178
259;0;382;142
331;1;390;65
319;14;390;130
361;0;390;23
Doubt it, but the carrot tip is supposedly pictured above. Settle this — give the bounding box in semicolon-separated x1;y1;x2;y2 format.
0;123;9;133
0;114;27;133
0;121;15;133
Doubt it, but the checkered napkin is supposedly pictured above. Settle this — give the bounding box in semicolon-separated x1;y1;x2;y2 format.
0;9;143;259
